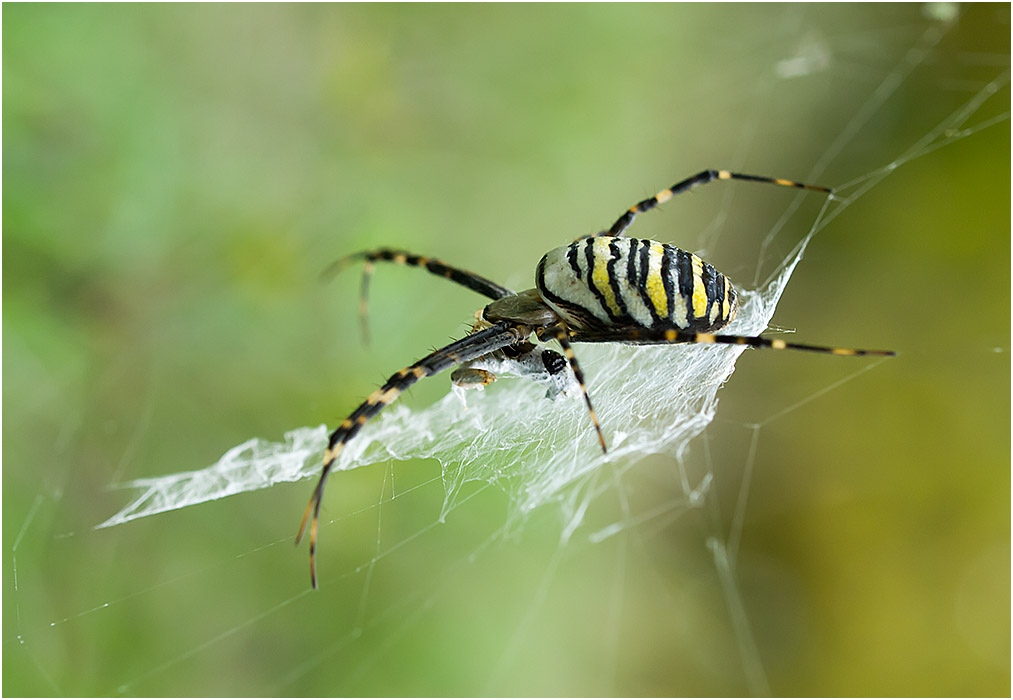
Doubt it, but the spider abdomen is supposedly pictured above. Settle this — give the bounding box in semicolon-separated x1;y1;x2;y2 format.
535;236;737;333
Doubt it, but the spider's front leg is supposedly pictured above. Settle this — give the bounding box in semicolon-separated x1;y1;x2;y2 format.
321;248;515;344
297;321;526;589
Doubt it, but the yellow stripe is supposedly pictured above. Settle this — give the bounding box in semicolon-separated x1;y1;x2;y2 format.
324;444;344;466
690;255;708;319
645;243;668;319
592;238;623;318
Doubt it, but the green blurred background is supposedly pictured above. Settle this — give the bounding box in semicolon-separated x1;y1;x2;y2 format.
4;4;1009;696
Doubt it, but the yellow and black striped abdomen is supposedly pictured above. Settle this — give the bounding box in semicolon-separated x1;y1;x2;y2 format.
535;236;738;333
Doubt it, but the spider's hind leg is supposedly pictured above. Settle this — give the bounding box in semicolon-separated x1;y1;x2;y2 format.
571;326;895;356
598;170;833;239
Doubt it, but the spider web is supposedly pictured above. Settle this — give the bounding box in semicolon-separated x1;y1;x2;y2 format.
97;245;805;534
8;5;1009;697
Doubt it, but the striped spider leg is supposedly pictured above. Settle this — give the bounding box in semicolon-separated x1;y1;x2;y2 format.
599;169;832;238
296;321;527;588
322;248;514;344
323;247;571;391
570;325;896;356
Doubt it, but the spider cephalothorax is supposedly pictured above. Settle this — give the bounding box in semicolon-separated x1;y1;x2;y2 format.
297;169;894;588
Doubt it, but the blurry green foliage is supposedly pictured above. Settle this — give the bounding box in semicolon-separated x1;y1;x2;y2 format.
4;4;1009;696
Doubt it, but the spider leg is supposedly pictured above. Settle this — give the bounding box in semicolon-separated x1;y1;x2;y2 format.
296;321;526;588
321;248;515;344
570;326;895;356
598;170;833;239
542;326;608;453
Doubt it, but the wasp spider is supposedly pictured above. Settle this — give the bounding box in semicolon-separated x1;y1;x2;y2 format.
297;169;895;588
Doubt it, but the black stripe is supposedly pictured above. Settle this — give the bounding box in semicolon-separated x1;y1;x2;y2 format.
625;237;639;287
668;170;717;197
701;261;719;324
415;259;512;300
536;255;571;312
634;196;657;213
633;239;661;326
674;247;694;322
350;250;513;300
663;245;680;322
623;238;648;325
450;270;502;298
567;242;582;280
424;259;445;274
716;274;728;323
536;256;607;331
606;239;631;322
585;239;619;323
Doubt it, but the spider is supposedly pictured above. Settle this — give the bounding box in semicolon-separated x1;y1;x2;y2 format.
296;169;895;588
